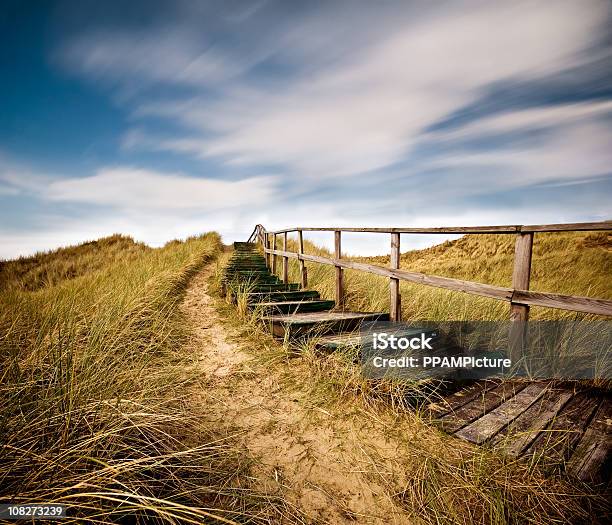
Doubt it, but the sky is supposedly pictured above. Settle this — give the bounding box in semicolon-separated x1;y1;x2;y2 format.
1;0;611;258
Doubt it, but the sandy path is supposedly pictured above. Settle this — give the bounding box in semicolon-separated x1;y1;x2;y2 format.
182;264;414;524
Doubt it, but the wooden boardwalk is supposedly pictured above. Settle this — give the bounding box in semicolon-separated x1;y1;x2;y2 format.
224;242;611;487
427;379;611;484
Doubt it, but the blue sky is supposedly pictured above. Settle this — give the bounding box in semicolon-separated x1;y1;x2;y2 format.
1;0;611;258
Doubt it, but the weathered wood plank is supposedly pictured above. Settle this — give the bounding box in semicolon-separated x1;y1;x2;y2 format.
298;229;308;289
566;397;612;484
271;234;277;274
390;232;401;322
491;388;574;457
509;232;533;362
251;299;335;315
246;290;320;304
282;232;289;284
521;221;612;232
265;311;388;324
455;383;548;444
439;382;526;434
426;380;502;417
265;221;611;235
264;311;389;339
510;232;533;321
335;230;344;308
525;391;600;473
511;290;612;316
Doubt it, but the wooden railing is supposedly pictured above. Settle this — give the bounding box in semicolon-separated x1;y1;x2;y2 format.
247;221;612;320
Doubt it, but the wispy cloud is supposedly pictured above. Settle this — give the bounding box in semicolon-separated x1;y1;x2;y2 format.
112;1;609;180
46;167;278;210
429;100;612;141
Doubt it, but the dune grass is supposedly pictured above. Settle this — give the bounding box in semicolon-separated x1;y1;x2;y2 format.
0;234;286;523
0;234;149;293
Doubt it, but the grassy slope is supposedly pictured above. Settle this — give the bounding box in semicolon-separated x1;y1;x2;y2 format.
283;231;611;320
0;235;278;523
0;234;149;292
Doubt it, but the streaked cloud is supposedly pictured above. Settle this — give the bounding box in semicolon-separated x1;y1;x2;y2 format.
46;167;278;210
115;1;608;179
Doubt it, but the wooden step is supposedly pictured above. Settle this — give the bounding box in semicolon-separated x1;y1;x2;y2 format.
230;283;301;293
223;271;278;280
226;261;267;267
227;255;266;261
233;242;257;250
225;260;269;266
250;299;335;315
223;277;280;286
223;269;274;277
228;255;266;261
246;290;321;304
263;311;389;339
223;269;275;276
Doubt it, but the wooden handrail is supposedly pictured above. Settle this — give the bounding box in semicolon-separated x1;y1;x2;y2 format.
247;222;612;318
261;221;611;235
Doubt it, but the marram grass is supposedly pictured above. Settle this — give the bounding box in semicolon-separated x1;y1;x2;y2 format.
0;234;293;524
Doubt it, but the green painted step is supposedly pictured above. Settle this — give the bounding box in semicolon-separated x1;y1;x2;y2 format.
246;290;321;303
233;242;257;250
226;258;267;263
224;269;273;276
226;262;267;267
229;283;300;293
224;274;274;281
227;260;266;265
222;274;280;284
227;268;268;272
250;299;335;315
223;268;273;275
263;311;390;339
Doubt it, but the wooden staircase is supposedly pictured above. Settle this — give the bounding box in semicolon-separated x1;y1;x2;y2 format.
223;242;611;486
225;242;389;341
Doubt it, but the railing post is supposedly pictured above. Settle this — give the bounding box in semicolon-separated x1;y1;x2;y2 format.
282;232;289;284
271;234;277;275
390;232;401;322
298;229;308;289
509;232;533;363
264;232;270;269
334;230;344;309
